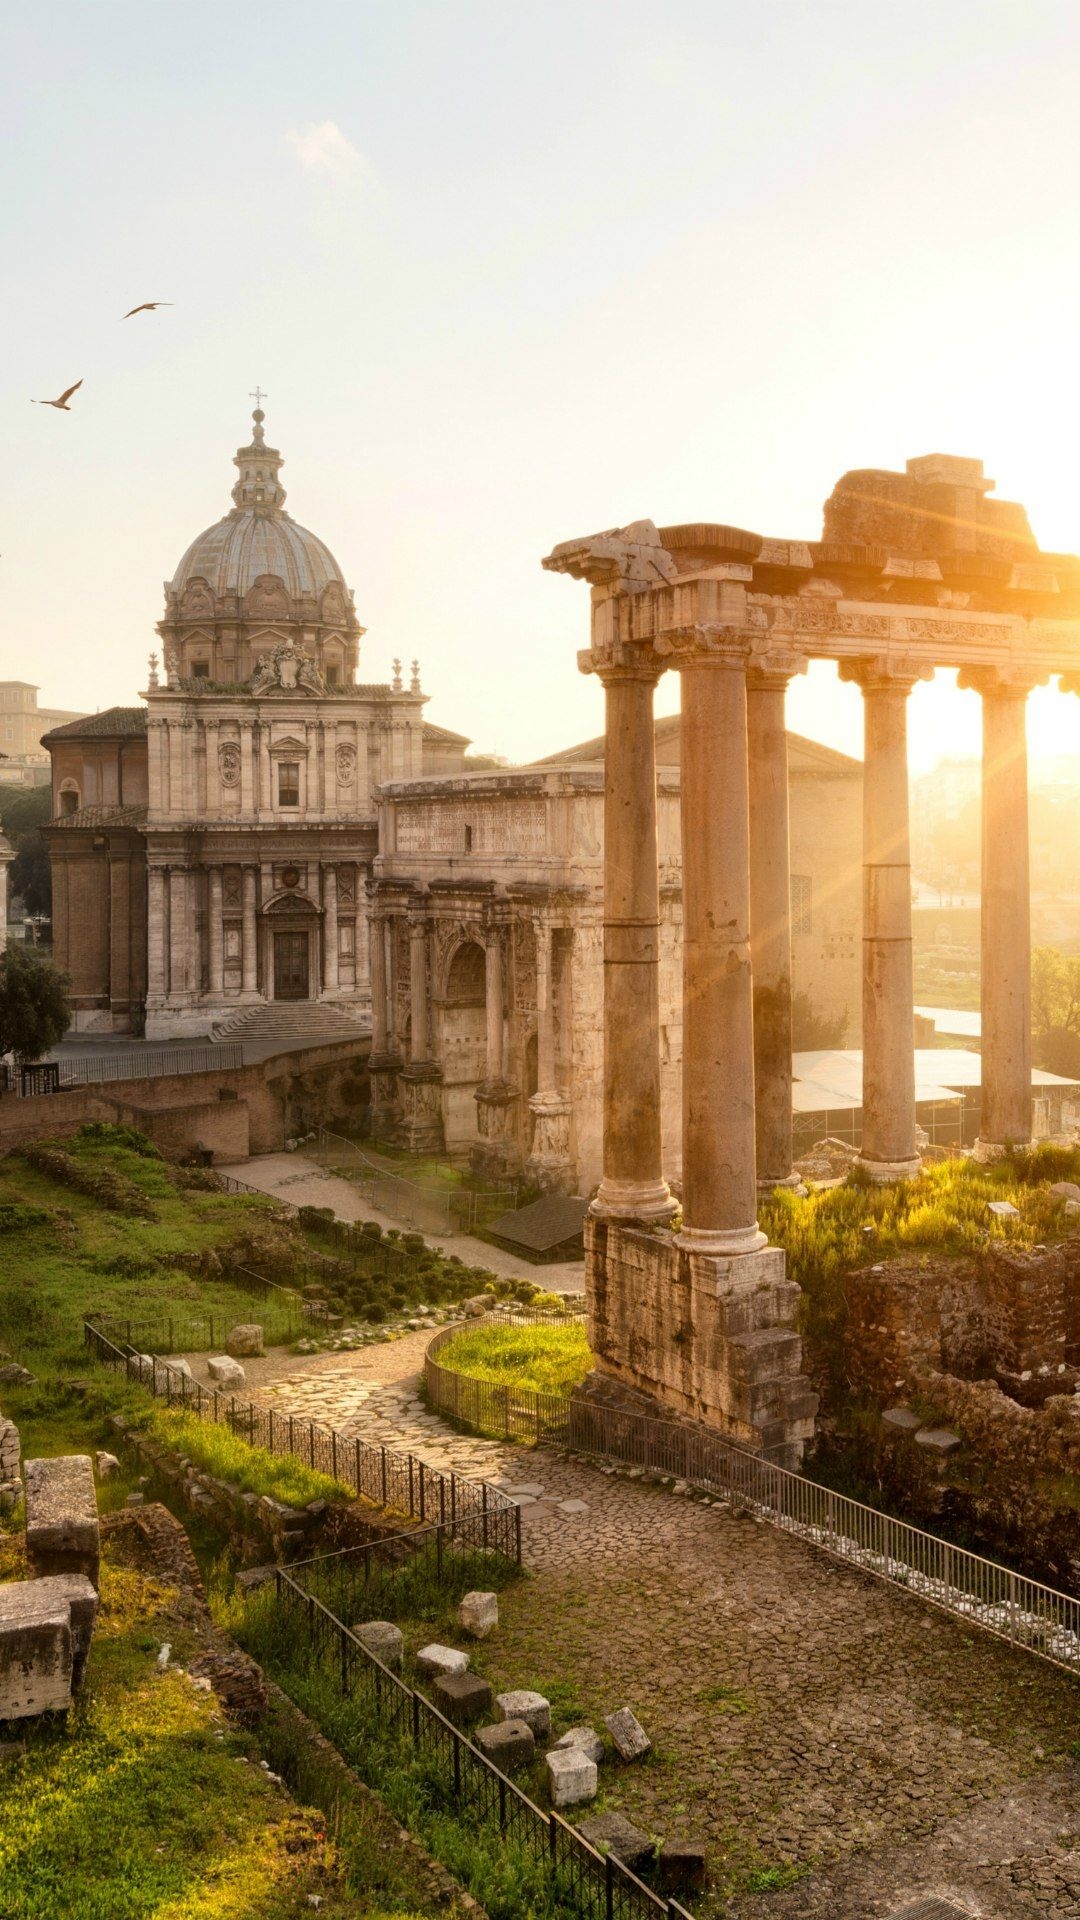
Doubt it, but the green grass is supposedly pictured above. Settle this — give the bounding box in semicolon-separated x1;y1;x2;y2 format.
435;1322;593;1397
145;1409;352;1508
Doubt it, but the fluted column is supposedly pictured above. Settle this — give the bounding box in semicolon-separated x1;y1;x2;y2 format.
960;666;1041;1153
147;868;166;999
840;657;930;1180
483;927;505;1083
370;910;388;1050
240;721;255;815
258;723;272;818
535;916;557;1093
208;868;224;996
409;915;431;1062
241;866;258;996
324;718;338;816
205;720;221;816
593;664;674;1222
168;869;191;1000
679;651;764;1251
748;652;804;1191
323;865;339;994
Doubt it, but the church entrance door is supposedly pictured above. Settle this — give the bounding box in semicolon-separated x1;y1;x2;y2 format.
274;932;310;1001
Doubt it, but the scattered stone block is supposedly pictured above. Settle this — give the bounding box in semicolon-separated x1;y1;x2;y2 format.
658;1840;708;1894
475;1717;535;1774
226;1324;264;1359
462;1295;490;1316
546;1746;597;1807
0;1416;20;1480
207;1355;246;1388
23;1454;100;1590
914;1427;961;1455
0;1599;72;1720
881;1407;922;1433
160;1357;193;1380
1050;1182;1080;1202
0;1364;32;1386
235;1566;276;1595
415;1643;469;1679
433;1670;494;1725
457;1590;498;1638
553;1724;605;1765
125;1492;145;1507
579;1811;655;1873
987;1200;1020;1219
496;1688;550;1737
604;1707;650;1760
1067;1200;1080;1219
0;1574;97;1695
94;1451;121;1480
353;1620;404;1669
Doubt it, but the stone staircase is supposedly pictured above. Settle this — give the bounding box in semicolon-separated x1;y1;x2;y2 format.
210;1001;370;1046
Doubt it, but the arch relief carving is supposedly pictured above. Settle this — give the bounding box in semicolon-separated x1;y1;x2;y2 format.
219;742;241;787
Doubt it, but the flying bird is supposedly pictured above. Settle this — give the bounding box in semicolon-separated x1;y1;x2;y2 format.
122;301;173;318
32;379;83;411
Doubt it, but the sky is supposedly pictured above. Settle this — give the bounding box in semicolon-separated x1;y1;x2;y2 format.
4;0;1080;769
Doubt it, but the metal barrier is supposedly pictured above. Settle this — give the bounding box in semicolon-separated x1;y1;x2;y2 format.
271;1563;692;1920
425;1325;1080;1680
313;1126;521;1235
82;1318;521;1554
4;1041;244;1097
425;1315;580;1446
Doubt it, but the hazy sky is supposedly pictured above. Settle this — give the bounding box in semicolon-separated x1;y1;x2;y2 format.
5;0;1080;769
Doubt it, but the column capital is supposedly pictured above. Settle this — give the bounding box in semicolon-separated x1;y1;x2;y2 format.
838;654;934;694
594;655;665;690
746;643;809;691
957;663;1049;698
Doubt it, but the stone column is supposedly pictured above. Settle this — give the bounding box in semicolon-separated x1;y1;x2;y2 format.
593;664;674;1222
747;653;804;1191
409;915;431;1063
322;865;339;995
240;721;255;816
840;657;929;1180
398;910;443;1151
960;667;1040;1153
306;721;319;815
147;720;165;816
241;867;258;997
324;718;338;815
146;867;166;999
168;869;190;1001
369;905;402;1136
484;927;505;1083
208;868;224;997
534;915;557;1093
370;910;388;1050
205;720;221;816
528;914;574;1192
258;723;272;819
679;651;764;1251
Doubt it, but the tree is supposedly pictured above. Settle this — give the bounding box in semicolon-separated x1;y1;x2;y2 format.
0;786;53;917
0;948;70;1061
1031;945;1080;1078
791;990;848;1051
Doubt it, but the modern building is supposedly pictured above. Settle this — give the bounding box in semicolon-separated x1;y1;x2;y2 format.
43;406;470;1036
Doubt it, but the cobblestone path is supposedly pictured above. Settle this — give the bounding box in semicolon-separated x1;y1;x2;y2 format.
195;1333;1080;1917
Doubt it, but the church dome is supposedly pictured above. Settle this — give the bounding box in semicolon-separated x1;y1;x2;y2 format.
168;406;347;601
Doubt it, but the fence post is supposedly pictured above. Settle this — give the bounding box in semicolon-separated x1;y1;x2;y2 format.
332;1429;338;1482
355;1436;361;1495
482;1484;489;1552
412;1690;421;1746
453;1727;461;1797
309;1422;315;1468
515;1502;522;1566
436;1526;443;1581
409;1456;415;1516
419;1461;426;1523
381;1445;388;1507
605;1854;614;1920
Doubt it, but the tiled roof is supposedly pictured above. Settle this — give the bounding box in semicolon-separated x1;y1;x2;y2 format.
41;707;147;742
423;721;471;745
46;804;147;830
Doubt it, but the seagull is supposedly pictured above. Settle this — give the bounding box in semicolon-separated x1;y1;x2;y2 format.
32;379;83;411
122;301;173;318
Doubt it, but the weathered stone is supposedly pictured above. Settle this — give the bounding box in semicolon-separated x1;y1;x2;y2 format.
882;1405;923;1432
545;1746;597;1807
553;1724;604;1765
462;1295;491;1317
886;1902;973;1920
987;1200;1020;1219
474;1717;535;1774
94;1451;121;1479
457;1590;498;1638
1050;1182;1080;1202
604;1706;650;1760
0;1601;72;1719
160;1357;193;1380
353;1620;404;1669
23;1454;100;1590
207;1355;246;1388
658;1840;708;1894
0;1364;32;1386
226;1324;264;1359
0;1416;21;1479
495;1688;550;1737
578;1811;655;1873
433;1670;493;1725
125;1492;145;1507
236;1565;276;1593
914;1427;961;1454
0;1574;97;1695
415;1643;469;1679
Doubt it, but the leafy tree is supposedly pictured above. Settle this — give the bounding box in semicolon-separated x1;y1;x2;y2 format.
791;990;848;1051
0;948;70;1061
0;785;52;917
1032;945;1080;1078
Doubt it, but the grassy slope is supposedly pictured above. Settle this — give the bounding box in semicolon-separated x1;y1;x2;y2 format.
436;1323;592;1396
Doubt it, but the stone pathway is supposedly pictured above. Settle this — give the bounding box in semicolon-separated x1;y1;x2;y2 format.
191;1328;1080;1918
219;1151;586;1293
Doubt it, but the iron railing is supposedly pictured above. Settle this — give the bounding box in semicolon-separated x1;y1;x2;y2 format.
425;1315;579;1445
82;1318;521;1553
4;1041;244;1098
271;1563;692;1920
313;1126;521;1235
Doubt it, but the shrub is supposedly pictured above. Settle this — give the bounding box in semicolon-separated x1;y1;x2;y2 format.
17;1141;158;1220
146;1409;351;1507
75;1121;161;1158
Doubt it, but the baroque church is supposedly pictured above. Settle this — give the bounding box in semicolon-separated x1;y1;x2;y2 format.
42;407;468;1038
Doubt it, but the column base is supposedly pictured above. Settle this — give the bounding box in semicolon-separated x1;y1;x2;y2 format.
971;1136;1037;1164
855;1154;922;1184
525;1090;576;1194
395;1063;444;1155
757;1171;802;1195
590;1176;678;1225
583;1217;817;1467
472;1081;523;1182
368;1051;402;1140
677;1222;768;1255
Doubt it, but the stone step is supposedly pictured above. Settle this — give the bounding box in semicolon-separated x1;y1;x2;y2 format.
210;1002;368;1043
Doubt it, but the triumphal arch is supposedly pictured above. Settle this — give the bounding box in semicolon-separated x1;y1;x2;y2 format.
544;453;1080;1466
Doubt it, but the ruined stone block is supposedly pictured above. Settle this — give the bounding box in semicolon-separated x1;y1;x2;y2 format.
457;1590;498;1638
495;1688;550;1737
914;1427;961;1455
553;1724;605;1765
0;1599;72;1720
207;1355;246;1388
352;1620;404;1669
94;1450;121;1479
433;1670;493;1725
0;1575;97;1696
604;1706;650;1760
882;1406;923;1433
226;1324;264;1359
658;1840;708;1893
475;1717;535;1774
23;1454;99;1590
0;1416;20;1480
415;1643;469;1679
579;1811;655;1873
545;1745;597;1806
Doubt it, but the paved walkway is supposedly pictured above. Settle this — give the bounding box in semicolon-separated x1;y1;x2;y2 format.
219;1151;586;1292
193;1328;1080;1918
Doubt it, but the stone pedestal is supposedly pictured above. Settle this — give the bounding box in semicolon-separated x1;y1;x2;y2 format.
396;1062;444;1154
368;1052;402;1137
471;1079;522;1180
525;1091;575;1193
583;1216;817;1467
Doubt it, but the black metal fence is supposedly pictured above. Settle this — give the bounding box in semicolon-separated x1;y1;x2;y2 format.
272;1563;692;1920
82;1317;521;1553
313;1126;522;1235
425;1318;577;1445
2;1041;244;1098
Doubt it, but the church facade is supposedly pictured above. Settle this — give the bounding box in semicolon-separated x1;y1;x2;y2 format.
43;407;468;1037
